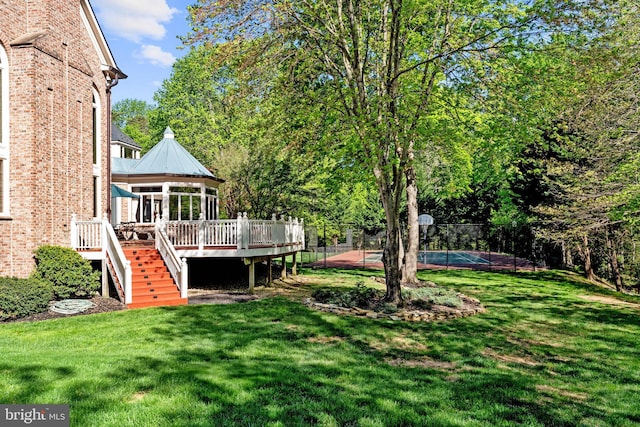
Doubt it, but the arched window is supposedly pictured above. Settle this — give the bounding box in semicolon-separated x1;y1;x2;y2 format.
0;43;9;216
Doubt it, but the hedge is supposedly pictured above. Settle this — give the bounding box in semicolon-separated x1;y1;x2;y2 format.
0;277;53;321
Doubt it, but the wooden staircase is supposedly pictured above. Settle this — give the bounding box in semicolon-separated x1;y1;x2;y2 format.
123;246;188;309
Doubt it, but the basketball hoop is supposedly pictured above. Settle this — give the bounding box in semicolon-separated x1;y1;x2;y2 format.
418;214;434;226
418;214;434;257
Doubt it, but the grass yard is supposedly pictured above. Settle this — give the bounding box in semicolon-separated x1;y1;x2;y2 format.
1;269;640;426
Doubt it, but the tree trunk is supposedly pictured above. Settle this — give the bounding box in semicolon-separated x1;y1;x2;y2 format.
402;166;419;284
561;240;574;268
378;176;404;304
606;227;623;292
577;234;595;281
383;212;403;303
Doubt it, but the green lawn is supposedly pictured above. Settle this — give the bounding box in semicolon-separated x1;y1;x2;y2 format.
1;269;640;426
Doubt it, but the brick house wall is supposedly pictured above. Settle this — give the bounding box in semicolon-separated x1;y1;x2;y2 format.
0;0;124;277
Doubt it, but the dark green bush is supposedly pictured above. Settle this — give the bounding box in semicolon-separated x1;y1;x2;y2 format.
32;245;101;299
311;288;342;303
0;277;53;321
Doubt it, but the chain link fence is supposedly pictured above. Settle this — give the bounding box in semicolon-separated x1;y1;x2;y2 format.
301;222;562;271
300;222;640;292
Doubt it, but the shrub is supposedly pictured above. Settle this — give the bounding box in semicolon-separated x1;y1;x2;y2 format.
0;277;53;321
403;286;463;308
312;281;383;308
311;288;341;303
32;245;101;299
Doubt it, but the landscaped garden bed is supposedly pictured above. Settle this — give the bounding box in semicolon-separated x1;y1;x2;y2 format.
306;279;485;321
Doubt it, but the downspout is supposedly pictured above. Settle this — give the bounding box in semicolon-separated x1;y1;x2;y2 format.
105;72;120;223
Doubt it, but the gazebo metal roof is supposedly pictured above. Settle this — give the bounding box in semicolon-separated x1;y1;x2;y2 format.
112;127;220;180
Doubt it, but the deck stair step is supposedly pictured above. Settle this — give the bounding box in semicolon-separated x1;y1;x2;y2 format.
122;247;188;309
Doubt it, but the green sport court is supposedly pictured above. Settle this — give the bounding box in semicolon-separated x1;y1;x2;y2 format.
363;251;492;266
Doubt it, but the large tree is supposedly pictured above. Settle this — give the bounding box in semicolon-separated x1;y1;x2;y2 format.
112;99;155;150
532;3;640;288
185;0;609;302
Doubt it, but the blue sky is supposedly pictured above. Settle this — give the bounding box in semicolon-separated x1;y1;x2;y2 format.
90;0;192;105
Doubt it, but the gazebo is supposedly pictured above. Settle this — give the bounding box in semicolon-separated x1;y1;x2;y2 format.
111;127;224;226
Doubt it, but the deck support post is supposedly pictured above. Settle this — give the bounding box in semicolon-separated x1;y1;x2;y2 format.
292;252;297;276
101;259;109;296
248;258;255;293
281;255;287;279
267;257;273;286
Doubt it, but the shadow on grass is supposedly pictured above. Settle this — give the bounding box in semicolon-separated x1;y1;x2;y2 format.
2;269;640;425
98;301;631;424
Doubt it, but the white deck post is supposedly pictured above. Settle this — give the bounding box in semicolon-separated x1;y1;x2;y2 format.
198;213;205;253
237;212;243;250
272;214;277;247
101;259;109;296
242;212;249;249
288;216;293;244
180;258;189;299
124;260;132;305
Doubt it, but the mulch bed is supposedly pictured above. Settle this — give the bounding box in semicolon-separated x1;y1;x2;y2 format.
4;297;127;324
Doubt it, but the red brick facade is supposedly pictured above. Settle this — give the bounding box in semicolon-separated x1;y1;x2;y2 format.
0;0;123;277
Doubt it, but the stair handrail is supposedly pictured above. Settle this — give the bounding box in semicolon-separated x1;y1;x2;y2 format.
102;217;132;304
156;219;188;299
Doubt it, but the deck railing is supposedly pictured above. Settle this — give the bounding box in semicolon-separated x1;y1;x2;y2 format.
70;215;132;304
103;217;133;305
162;213;304;250
156;221;188;299
72;214;304;252
70;215;102;250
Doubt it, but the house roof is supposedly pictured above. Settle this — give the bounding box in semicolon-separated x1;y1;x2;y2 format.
111;124;141;149
112;127;221;181
80;0;126;80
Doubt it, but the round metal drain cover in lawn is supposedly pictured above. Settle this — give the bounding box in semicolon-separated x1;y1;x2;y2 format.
50;299;96;315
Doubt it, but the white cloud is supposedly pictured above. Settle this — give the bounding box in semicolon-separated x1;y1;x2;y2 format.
137;44;176;67
92;0;179;42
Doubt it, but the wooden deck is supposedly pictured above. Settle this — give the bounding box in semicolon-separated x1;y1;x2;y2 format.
71;214;305;307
